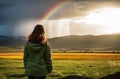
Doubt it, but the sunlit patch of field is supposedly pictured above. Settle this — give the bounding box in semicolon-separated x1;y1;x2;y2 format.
0;52;23;59
52;53;120;60
0;52;120;60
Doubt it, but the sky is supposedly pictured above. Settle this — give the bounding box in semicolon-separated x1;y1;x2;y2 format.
0;0;120;38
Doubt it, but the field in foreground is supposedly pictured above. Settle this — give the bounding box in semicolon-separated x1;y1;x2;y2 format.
0;59;120;79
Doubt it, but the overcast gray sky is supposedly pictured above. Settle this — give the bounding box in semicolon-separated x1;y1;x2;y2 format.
0;0;120;38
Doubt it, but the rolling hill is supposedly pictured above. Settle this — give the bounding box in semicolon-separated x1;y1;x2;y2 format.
48;34;120;50
0;34;120;50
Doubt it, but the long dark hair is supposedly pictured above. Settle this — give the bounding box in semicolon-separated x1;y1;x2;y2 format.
28;24;47;45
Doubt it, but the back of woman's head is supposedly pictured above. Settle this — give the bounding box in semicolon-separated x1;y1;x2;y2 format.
28;24;47;45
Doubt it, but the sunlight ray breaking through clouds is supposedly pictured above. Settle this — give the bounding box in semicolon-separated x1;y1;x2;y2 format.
71;7;120;35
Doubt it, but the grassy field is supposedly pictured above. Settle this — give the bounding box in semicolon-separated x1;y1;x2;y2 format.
0;58;120;79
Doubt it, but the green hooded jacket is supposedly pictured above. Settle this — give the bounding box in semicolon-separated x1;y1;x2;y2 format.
23;41;52;76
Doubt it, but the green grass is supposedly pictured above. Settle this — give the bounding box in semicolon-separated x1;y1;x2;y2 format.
0;59;120;79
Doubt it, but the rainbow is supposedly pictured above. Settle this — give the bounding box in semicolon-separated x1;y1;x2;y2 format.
40;1;68;24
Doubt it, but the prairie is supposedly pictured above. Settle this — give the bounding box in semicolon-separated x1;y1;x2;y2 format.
0;52;120;79
0;59;120;79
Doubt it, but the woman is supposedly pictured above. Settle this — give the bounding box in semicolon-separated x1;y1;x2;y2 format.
23;24;52;79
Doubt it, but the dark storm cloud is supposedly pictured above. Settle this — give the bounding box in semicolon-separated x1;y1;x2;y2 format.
0;0;15;8
0;0;63;36
0;0;62;23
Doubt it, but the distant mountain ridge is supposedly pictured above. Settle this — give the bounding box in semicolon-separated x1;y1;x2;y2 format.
0;34;120;50
48;34;120;50
0;36;26;47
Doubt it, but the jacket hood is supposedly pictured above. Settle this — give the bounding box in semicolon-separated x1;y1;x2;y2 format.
26;42;47;52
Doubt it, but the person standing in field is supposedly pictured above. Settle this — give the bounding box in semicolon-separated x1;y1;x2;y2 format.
23;24;52;79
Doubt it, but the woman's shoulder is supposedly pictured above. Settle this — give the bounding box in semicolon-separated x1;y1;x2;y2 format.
46;41;51;46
